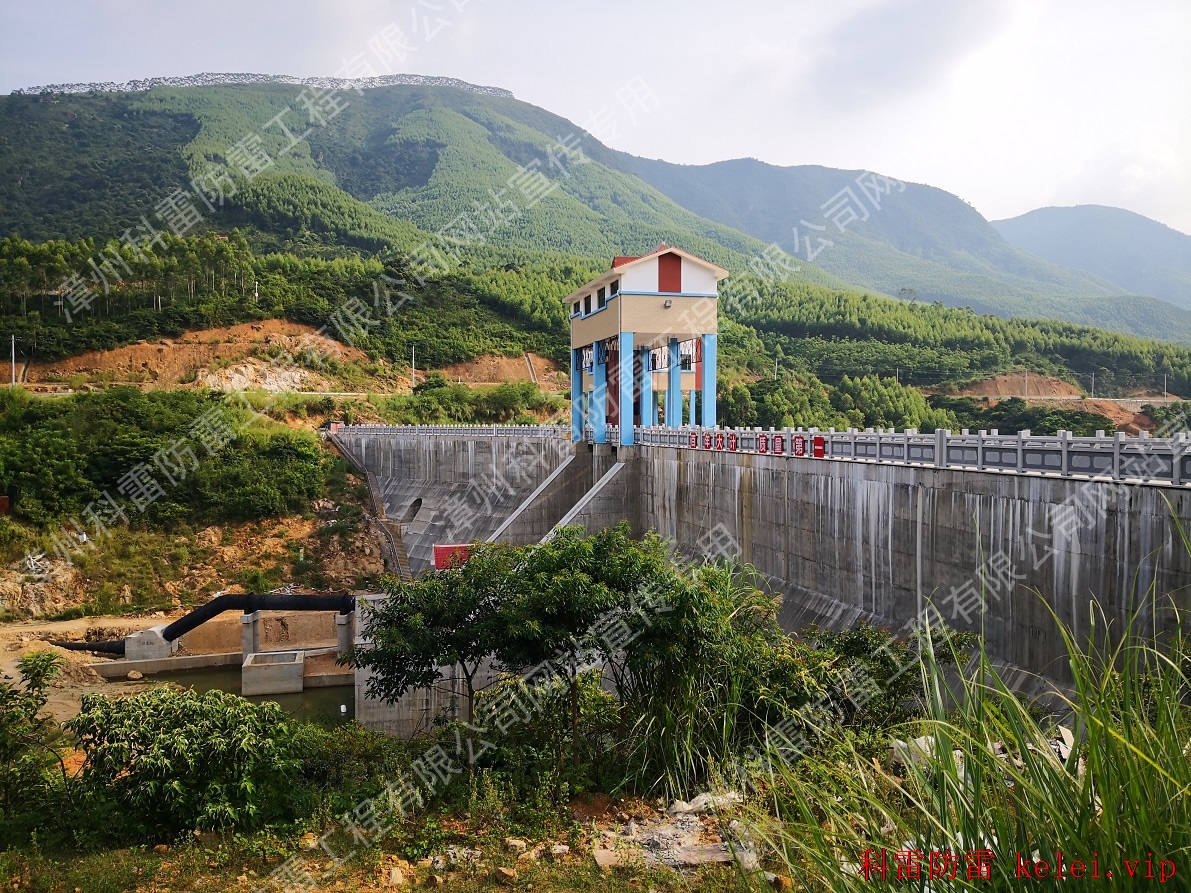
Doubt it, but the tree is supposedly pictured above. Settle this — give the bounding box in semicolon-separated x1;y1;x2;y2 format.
350;544;518;724
0;651;65;820
493;524;673;768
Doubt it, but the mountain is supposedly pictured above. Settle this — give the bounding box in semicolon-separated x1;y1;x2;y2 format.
993;205;1191;310
3;77;1191;343
614;156;1191;341
0;83;853;291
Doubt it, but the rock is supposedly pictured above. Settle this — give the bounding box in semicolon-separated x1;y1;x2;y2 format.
550;844;569;857
667;791;742;815
426;874;444;886
153;843;169;853
300;832;319;850
771;873;794;890
386;866;407;886
416;859;433;869
593;847;630;870
504;837;528;853
431;855;446;870
495;866;518;885
126;670;144;681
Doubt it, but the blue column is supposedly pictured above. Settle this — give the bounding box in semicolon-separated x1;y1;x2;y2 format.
701;333;717;428
619;332;635;445
665;338;681;427
570;347;582;442
638;346;653;430
690;389;698;426
592;341;607;444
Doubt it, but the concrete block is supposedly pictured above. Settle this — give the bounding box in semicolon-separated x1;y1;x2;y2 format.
125;625;176;660
241;610;262;656
336;612;355;658
242;650;304;696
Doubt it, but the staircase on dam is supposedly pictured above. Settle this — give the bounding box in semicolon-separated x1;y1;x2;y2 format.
332;423;1191;691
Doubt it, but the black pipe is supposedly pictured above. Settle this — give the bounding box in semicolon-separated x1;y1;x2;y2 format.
50;639;126;655
50;593;355;657
160;592;355;642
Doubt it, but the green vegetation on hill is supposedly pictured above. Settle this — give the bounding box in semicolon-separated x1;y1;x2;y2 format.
726;276;1191;396
0;84;852;289
0;388;323;530
0;232;585;367
994;204;1191;310
0;93;199;242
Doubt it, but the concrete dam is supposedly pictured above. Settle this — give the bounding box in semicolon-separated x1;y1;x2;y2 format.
333;424;1191;686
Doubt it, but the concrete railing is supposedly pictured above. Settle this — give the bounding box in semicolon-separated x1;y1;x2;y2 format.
333;424;570;438
630;425;1191;486
334;421;1191;486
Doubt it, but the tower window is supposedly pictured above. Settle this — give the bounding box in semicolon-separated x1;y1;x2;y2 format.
597;287;606;309
584;295;592;314
573;301;580;315
610;279;620;295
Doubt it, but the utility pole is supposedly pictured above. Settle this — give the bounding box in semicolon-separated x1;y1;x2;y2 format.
774;358;778;381
1091;372;1094;399
10;334;14;388
1024;369;1028;399
411;344;416;390
1164;374;1168;402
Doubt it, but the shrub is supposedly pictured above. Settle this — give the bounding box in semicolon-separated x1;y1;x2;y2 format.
68;687;300;834
0;652;66;841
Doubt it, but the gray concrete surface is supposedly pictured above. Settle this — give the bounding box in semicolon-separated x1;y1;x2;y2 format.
333;433;571;573
341;431;1191;697
242;650;305;696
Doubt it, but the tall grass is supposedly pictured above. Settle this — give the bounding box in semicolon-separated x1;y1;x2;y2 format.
746;602;1191;890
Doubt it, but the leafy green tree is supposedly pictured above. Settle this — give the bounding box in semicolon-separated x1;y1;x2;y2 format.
0;651;65;823
351;544;520;724
493;524;673;768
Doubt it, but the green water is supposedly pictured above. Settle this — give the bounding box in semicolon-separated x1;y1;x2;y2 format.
146;666;355;727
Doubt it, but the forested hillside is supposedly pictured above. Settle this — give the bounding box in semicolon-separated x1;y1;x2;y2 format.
4;230;1189;401
0;86;851;290
3;80;1190;405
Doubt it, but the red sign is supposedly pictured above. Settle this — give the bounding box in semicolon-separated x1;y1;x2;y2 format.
728;433;739;452
703;432;713;450
714;432;725;451
773;434;785;455
433;544;471;569
688;432;698;449
793;435;806;457
812;436;826;458
758;433;768;454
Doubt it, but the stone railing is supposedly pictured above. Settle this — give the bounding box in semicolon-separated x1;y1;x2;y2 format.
331;423;570;438
628;425;1191;486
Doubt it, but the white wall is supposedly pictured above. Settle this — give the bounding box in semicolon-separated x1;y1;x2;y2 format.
682;260;719;295
619;258;658;293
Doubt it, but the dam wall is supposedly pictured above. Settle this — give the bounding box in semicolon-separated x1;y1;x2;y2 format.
617;446;1191;681
332;427;571;573
338;427;1191;689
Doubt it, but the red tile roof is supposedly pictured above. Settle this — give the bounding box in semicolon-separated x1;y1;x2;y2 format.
611;255;640;268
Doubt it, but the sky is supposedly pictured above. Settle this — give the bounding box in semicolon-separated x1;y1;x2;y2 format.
2;0;1189;234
